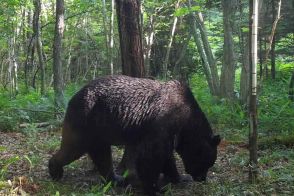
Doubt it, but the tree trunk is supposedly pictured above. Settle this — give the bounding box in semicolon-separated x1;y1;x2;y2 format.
270;35;276;79
264;0;281;79
259;35;263;79
187;0;216;96
8;36;18;96
189;15;214;94
163;0;180;79
115;0;145;178
239;0;250;105
33;0;46;95
249;0;259;183
173;34;191;77
53;0;65;110
115;0;145;77
220;0;237;99
196;12;220;95
101;0;110;68
109;0;115;75
144;13;155;76
240;41;250;105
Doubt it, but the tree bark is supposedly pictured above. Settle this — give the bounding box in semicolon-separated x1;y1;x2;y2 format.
249;0;259;183
53;0;65;110
115;0;145;77
220;0;237;99
144;12;155;76
101;0;110;68
109;0;115;75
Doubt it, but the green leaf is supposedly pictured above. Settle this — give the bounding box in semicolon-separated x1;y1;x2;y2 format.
242;27;249;33
102;181;112;193
174;6;201;17
174;7;189;17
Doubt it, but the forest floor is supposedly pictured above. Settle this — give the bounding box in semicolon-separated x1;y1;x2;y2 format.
1;128;294;196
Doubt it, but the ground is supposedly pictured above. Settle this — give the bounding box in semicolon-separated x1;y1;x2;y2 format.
1;128;294;195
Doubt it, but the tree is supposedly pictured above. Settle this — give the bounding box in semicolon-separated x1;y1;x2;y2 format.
53;0;65;110
115;0;145;180
163;0;180;80
248;0;259;183
33;0;46;95
220;0;237;99
115;0;145;77
187;0;220;96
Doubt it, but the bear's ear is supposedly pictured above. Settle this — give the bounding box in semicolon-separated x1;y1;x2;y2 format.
212;135;221;146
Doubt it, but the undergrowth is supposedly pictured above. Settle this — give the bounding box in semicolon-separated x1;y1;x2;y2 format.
190;63;294;145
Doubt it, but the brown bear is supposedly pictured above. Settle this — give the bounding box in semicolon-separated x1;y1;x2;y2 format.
49;75;220;196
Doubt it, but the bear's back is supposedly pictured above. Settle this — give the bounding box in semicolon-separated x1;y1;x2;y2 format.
67;75;190;131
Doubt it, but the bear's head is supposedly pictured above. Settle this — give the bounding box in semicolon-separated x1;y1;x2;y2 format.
176;128;221;181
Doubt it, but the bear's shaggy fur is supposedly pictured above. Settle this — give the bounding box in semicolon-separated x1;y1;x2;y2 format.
49;75;220;195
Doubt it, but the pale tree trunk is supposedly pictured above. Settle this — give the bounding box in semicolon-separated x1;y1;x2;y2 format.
144;13;155;75
101;0;110;67
249;0;259;183
190;16;214;94
264;0;281;79
53;0;65;110
187;0;219;96
24;9;34;89
196;12;220;95
33;0;46;95
188;1;215;95
109;0;115;75
65;35;75;83
163;0;180;79
220;0;237;99
173;34;191;77
239;0;250;104
8;36;18;96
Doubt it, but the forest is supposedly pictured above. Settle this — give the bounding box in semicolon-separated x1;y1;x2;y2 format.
0;0;294;195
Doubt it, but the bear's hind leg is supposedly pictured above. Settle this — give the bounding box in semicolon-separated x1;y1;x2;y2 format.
88;145;122;184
